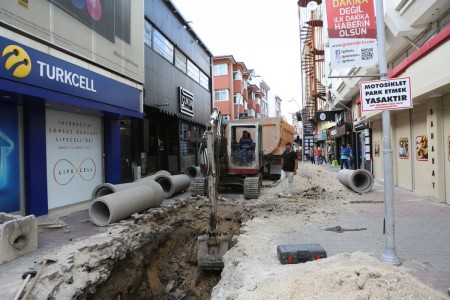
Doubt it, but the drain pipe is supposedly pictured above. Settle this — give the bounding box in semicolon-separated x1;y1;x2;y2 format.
184;165;202;178
91;170;171;199
338;169;374;194
153;174;191;199
89;180;165;226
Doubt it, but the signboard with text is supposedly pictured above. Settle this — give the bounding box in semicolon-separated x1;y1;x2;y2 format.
325;0;378;69
0;1;144;82
360;77;412;112
46;110;103;209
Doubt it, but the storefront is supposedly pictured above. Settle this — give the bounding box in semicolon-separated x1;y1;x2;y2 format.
0;37;143;216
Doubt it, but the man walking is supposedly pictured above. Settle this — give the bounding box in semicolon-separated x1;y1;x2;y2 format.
278;142;298;198
340;144;349;169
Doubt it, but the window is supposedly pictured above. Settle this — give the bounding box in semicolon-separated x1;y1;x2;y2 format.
199;72;209;90
215;89;229;101
175;49;187;73
154;30;174;63
213;63;228;76
244;100;248;110
144;21;152;47
187;60;200;83
233;70;242;81
234;93;243;104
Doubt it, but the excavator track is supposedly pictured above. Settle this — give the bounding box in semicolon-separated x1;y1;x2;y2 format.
191;177;207;197
243;176;261;199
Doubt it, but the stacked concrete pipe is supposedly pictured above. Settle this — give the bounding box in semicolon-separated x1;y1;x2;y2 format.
91;170;171;199
89;180;165;226
153;173;191;199
184;165;202;178
338;169;374;194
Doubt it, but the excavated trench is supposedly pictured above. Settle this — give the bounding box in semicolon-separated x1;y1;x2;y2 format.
78;198;248;300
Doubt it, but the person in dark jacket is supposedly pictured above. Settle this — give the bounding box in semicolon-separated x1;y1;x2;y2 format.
278;142;298;198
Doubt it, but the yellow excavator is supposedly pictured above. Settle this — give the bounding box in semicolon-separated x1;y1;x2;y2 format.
195;109;229;270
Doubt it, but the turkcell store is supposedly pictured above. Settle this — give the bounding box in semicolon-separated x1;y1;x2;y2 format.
0;1;144;216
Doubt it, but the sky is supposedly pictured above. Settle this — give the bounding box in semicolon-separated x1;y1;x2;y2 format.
170;0;303;121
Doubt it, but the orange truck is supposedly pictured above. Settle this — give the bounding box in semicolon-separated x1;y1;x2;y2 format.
227;117;295;180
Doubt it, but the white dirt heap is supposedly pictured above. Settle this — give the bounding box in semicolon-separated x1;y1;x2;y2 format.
212;163;448;300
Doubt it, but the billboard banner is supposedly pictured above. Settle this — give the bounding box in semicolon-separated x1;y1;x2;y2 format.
0;103;20;213
0;0;144;82
325;0;378;69
46;110;103;209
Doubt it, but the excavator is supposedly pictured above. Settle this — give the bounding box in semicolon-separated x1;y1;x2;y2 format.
194;108;262;270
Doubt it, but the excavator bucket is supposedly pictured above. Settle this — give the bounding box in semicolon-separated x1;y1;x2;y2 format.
197;234;229;270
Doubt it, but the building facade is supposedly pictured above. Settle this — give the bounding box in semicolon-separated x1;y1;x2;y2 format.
0;1;144;216
0;0;213;216
300;0;450;204
212;55;268;122
141;0;213;176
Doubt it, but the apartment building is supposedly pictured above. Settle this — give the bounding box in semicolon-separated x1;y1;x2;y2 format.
212;55;268;122
300;0;450;203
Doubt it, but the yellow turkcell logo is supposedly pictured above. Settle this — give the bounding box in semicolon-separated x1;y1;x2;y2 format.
2;45;32;78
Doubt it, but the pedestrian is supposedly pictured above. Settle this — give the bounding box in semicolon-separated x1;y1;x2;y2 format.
315;146;321;164
309;146;315;164
347;144;354;169
319;146;327;164
278;142;298;198
340;144;349;169
327;142;334;164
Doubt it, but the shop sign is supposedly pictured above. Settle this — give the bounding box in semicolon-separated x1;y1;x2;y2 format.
179;87;194;117
360;77;412;112
315;110;338;122
0;37;141;113
0;1;144;82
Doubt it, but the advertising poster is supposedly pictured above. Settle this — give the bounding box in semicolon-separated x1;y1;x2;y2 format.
46;110;103;208
398;137;409;159
0;103;20;212
325;0;378;69
0;0;144;82
415;135;428;161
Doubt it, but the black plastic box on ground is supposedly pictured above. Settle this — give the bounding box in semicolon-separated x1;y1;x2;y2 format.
277;244;327;264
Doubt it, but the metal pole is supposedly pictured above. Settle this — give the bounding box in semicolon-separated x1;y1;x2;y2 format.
376;0;401;266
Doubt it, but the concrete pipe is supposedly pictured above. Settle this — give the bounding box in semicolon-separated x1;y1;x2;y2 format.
91;170;171;199
338;169;374;194
89;180;164;226
184;165;202;178
153;174;191;199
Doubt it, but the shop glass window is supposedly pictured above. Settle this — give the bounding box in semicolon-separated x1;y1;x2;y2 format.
154;30;174;63
175;49;187;73
144;21;152;47
199;72;209;90
187;60;200;83
213;63;227;76
179;123;200;170
215;89;229;101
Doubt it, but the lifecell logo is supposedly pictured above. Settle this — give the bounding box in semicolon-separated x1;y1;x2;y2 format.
2;45;32;78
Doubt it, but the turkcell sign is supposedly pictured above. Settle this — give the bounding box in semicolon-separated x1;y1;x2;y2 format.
0;36;141;113
360;77;412;112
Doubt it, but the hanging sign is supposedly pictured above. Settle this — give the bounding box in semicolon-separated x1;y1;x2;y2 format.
325;0;378;69
360;77;412;112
